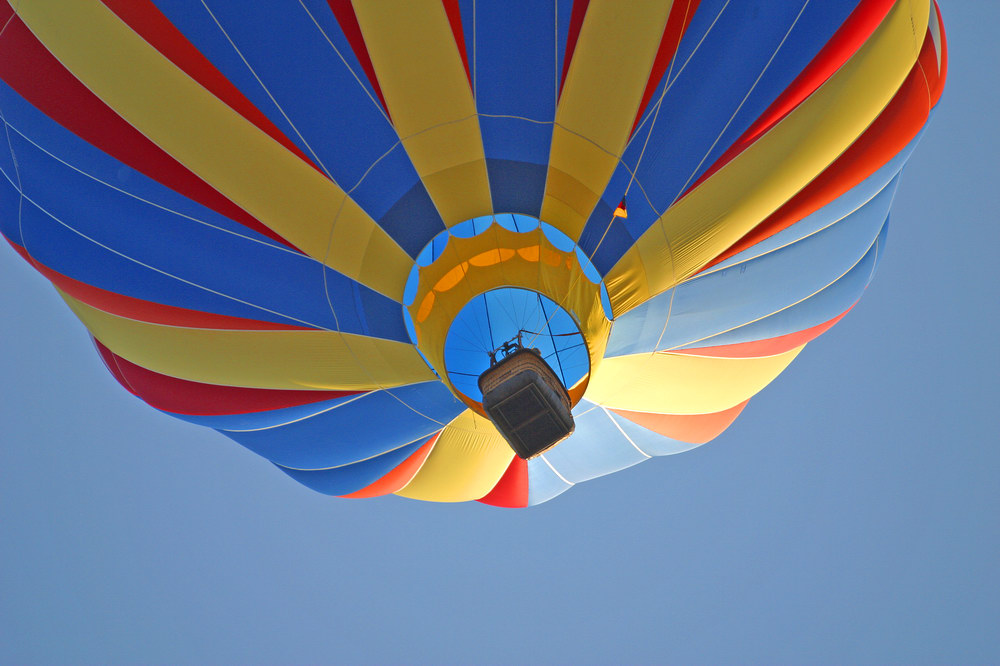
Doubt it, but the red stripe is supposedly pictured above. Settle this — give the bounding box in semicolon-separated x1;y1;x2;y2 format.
440;0;473;89
0;10;300;251
558;0;589;98
94;339;362;416
100;0;320;172
339;435;439;499
3;236;308;331
324;0;391;118
611;400;748;445
477;456;528;508
629;0;701;138
700;28;940;272
682;0;895;197
672;306;853;359
96;338;141;398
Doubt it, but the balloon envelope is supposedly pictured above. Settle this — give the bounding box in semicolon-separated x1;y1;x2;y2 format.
0;0;946;506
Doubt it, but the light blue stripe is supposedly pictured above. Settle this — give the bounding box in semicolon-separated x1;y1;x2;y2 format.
683;218;886;349
541;401;649;484
527;457;573;506
708;130;923;272
607;177;896;356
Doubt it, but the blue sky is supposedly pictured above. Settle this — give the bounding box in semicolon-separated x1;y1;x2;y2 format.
1;4;997;664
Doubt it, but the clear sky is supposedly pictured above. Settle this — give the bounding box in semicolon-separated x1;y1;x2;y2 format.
1;4;997;665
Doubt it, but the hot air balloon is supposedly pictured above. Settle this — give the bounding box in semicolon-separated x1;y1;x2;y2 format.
0;0;947;506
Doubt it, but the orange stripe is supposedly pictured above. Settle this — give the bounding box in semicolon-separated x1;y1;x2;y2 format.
611;400;748;444
339;435;438;499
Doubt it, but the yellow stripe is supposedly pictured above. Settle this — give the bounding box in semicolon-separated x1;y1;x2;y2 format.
15;0;410;300
605;0;929;315
352;1;492;225
541;0;674;240
395;410;513;502
60;291;435;390
586;346;803;414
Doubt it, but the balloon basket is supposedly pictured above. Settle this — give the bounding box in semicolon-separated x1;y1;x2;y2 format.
478;347;575;459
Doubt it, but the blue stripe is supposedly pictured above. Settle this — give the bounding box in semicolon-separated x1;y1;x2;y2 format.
276;439;426;496
527;405;724;505
457;0;574;106
0;79;286;248
217;381;464;470
150;0;442;258
470;3;556;120
150;0;386;188
485;157;547;217
356;164;445;258
581;0;861;269
0;85;408;340
1;153;406;338
467;2;558;215
603;131;920;353
658;179;895;350
0;136;21;246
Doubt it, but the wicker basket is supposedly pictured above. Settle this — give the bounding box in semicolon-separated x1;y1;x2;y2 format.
478;348;575;459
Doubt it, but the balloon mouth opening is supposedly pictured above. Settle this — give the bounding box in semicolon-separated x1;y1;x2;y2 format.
401;214;613;415
442;286;590;405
